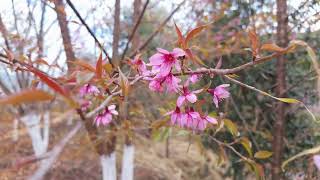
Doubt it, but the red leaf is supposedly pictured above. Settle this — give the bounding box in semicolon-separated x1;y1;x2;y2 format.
70;60;96;72
248;29;260;57
174;22;185;48
96;51;103;78
30;68;69;97
185;25;207;47
0;89;54;105
33;58;50;66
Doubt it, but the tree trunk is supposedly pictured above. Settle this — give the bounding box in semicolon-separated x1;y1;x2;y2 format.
53;0;76;73
112;0;121;66
131;0;141;50
272;0;288;179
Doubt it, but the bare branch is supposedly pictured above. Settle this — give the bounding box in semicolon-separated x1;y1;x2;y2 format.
121;0;150;60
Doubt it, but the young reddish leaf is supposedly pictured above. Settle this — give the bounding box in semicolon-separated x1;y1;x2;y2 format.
30;68;69;97
95;51;103;78
261;43;286;52
118;68;130;97
70;60;96;72
174;22;185;48
254;150;273;159
248;29;260;57
185;25;207;47
3;48;14;61
0;89;54;105
33;58;50;66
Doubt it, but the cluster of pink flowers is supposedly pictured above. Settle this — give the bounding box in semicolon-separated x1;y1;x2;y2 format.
78;84;118;127
129;47;231;131
94;105;118;126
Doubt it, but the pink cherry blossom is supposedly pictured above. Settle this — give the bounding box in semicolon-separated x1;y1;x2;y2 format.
165;107;185;127
79;84;100;97
149;73;181;93
177;87;202;107
80;100;92;111
185;108;201;129
94;105;118;126
130;55;150;76
208;84;230;108
313;155;320;171
148;48;185;77
202;115;218;125
188;73;201;84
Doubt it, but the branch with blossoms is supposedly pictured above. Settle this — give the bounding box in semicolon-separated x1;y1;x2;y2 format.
0;25;317;178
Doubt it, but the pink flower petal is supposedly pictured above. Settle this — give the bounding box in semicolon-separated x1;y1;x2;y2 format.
186;93;197;103
213;96;219;108
172;48;186;57
149;53;164;66
206;116;217;124
314;155;320;171
177;96;186;107
157;48;170;54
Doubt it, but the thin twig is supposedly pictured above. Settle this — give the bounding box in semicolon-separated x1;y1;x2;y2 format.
65;0;113;65
129;0;186;58
121;0;150;60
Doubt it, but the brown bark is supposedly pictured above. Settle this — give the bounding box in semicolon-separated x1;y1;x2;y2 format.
37;1;46;59
132;0;141;50
272;0;289;179
53;0;76;73
112;0;121;67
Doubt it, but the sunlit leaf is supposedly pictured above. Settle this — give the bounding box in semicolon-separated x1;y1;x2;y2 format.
254;151;273;159
260;43;285;52
0;89;53;105
96;51;103;78
276;98;300;104
248;29;260;57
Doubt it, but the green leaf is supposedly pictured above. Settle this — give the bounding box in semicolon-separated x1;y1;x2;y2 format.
240;137;253;157
224;119;239;137
282;145;320;171
276;98;300;104
254;151;273;159
152;127;171;142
